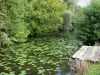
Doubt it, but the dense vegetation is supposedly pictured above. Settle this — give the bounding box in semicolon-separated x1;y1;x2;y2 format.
0;0;100;75
76;0;100;45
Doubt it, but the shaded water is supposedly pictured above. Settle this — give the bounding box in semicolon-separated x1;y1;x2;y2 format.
56;67;70;75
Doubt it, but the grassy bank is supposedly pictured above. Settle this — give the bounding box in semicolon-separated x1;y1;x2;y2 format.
88;62;100;75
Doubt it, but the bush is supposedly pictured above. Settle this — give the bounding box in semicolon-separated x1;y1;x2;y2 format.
76;0;100;45
2;0;30;43
26;0;67;35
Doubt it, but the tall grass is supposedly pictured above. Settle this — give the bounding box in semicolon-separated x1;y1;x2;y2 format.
88;62;100;75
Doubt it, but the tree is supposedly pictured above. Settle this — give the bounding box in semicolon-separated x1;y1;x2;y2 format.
76;0;100;45
60;0;77;39
26;0;67;36
0;0;12;46
5;0;30;42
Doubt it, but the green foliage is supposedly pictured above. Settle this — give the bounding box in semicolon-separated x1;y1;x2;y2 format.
0;3;12;46
26;0;67;35
0;38;78;74
0;0;67;44
0;32;12;46
76;0;100;45
10;22;30;42
60;0;78;39
64;0;76;9
3;0;30;42
0;71;26;75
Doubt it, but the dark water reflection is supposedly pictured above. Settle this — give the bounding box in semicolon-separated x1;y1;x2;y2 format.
56;67;70;75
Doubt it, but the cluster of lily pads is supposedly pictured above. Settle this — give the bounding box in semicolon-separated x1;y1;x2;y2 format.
0;38;78;75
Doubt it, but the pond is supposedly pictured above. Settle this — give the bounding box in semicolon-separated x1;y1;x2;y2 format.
56;68;70;75
0;38;78;75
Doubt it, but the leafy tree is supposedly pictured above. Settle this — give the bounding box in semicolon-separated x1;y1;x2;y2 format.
60;0;78;39
26;0;67;36
5;0;30;42
76;0;100;45
0;0;12;46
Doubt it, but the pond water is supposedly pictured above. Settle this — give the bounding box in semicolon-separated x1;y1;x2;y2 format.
0;38;77;75
56;67;70;75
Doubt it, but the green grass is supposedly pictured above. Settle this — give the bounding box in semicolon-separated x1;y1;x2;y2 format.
88;62;100;75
